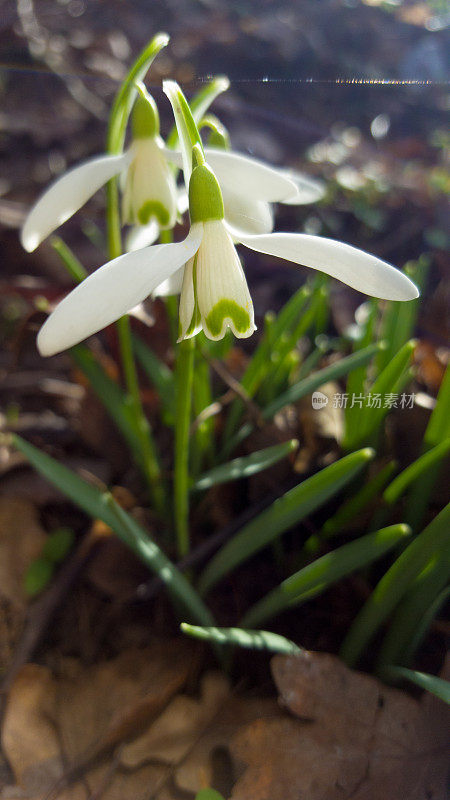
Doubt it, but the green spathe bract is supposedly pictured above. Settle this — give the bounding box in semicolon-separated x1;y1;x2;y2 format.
131;86;160;139
189;163;225;223
205;298;251;338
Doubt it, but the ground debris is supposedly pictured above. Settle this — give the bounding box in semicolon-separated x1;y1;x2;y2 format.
230;650;450;800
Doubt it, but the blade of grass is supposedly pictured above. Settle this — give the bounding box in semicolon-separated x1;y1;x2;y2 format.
132;334;175;424
181;623;302;654
222;285;312;443
192;439;298;492
340;502;450;667
13;435;214;626
382;666;450;705
376;550;450;669
174;338;195;558
376;255;429;373
405;365;450;530
383;439;450;505
198;448;374;596
50;236;87;283
303;459;398;557
400;585;450;667
223;343;384;459
344;339;416;450
242;524;410;628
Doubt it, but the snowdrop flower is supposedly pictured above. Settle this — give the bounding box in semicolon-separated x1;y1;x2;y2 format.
20;86;177;253
36;146;418;357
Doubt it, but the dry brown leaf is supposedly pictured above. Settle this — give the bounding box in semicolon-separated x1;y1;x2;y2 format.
122;672;231;768
0;497;47;608
230;650;450;800
1;642;193;799
175;695;280;796
0;497;48;674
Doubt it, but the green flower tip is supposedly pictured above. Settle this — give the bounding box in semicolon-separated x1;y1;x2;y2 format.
189;163;224;223
362;447;376;460
132;84;160;139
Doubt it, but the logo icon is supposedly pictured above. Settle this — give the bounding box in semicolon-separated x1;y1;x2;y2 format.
312;391;328;410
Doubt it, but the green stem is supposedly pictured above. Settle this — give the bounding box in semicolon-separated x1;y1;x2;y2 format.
102;37;169;514
174;337;195;557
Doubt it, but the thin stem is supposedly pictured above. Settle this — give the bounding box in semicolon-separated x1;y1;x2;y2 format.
174;337;195;558
102;38;169;514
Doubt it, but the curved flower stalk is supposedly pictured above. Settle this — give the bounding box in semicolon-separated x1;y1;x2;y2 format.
21;85;177;253
37;146;419;358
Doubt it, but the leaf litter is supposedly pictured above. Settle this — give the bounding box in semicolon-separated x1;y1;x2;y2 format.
1;643;448;799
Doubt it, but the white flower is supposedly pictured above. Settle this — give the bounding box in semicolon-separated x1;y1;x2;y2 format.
20;87;177;253
164;146;324;238
36;151;419;358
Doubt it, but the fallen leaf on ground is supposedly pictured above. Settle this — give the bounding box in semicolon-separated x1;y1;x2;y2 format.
0;497;48;674
230;650;450;799
0;497;47;608
1;642;194;799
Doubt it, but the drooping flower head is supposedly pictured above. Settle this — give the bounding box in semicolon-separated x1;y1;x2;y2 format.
121;85;177;229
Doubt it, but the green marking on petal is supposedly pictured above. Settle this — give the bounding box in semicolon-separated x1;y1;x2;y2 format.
137;200;170;226
205;299;251;339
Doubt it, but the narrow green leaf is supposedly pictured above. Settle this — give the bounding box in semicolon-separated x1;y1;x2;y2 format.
106;32;169;154
71;345;143;457
181;623;301;655
223;343;383;459
425;364;450;447
50;236;87;283
166;75;230;150
193;440;298;492
198;448;374;596
400;585;450;667
376;550;450;668
132;334;175;422
344;339;416;450
164;80;204;187
242;524;410;628
405;365;450;530
223;285;312;443
383;666;450;705
322;460;398;538
340;503;450;667
263;343;383;421
13;435;214;627
376;255;429;373
384;439;450;505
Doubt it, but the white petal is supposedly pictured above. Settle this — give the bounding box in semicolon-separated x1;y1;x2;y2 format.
205;148;297;202
163;147;298;203
152;266;185;298
21;152;130;252
222;186;274;236
240;233;420;301
37;224;203;356
178;256;199;340
125;220;160;252
281;170;326;205
196;220;256;340
121;138;177;228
